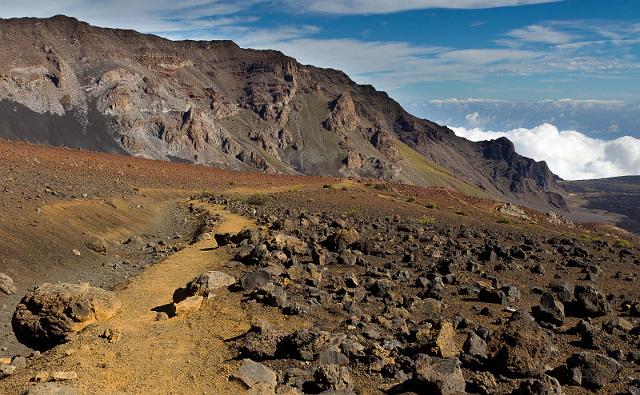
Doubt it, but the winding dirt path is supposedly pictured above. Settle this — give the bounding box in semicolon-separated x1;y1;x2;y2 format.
1;202;303;394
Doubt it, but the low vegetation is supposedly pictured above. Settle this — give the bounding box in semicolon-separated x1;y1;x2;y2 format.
245;193;267;206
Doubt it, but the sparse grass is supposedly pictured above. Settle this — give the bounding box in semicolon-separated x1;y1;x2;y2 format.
344;209;359;218
374;184;389;190
425;202;437;209
497;217;510;224
420;216;436;226
407;197;416;203
194;190;216;200
245;193;267;206
615;239;632;248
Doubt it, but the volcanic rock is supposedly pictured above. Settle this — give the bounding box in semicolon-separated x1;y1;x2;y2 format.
12;283;120;350
173;270;235;303
413;354;466;395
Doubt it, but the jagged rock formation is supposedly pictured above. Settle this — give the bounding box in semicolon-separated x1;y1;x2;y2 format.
0;16;566;210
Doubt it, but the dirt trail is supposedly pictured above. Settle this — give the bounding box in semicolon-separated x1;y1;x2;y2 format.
1;202;303;395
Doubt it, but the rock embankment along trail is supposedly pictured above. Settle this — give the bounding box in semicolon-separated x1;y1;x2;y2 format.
1;201;298;395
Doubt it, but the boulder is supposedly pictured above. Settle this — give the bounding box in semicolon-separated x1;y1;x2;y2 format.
1;363;16;377
232;359;277;391
0;272;17;295
570;285;611;318
467;371;498;395
85;235;108;254
434;322;458;358
532;292;565;326
324;228;359;252
464;332;488;360
489;317;552;376
13;283;120;350
23;383;79;395
549;281;574;304
269;234;308;255
173;295;204;316
173;270;235;303
566;352;622;390
413;354;466;395
516;374;563;395
241;271;272;291
312;364;353;393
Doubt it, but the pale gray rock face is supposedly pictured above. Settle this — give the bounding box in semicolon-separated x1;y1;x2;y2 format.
0;272;18;295
12;283;121;350
232;359;277;390
0;16;569;212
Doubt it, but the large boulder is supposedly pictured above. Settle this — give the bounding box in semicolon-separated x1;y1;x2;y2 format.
570;285;611;318
565;352;622;390
232;359;277;392
532;292;565;326
489;316;552;376
413;354;466;395
13;283;120;350
324;228;359;252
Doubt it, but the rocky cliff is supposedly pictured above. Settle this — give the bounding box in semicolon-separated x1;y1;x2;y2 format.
0;15;566;210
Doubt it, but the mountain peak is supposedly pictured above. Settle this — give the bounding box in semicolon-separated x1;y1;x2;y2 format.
0;16;565;211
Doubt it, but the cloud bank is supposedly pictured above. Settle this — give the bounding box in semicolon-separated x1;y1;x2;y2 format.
412;99;640;139
284;0;560;15
451;123;640;180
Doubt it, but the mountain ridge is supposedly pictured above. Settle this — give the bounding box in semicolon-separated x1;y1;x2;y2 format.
0;15;566;210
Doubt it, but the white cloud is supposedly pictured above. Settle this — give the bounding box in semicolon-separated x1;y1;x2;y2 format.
284;0;560;15
430;98;507;104
451;123;640;180
415;98;640;138
465;112;483;127
507;24;577;44
236;35;637;90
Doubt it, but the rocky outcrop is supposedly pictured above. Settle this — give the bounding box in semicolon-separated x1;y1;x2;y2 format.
323;92;358;133
12;283;120;350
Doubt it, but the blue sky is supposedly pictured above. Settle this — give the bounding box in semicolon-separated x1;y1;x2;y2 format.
2;0;640;178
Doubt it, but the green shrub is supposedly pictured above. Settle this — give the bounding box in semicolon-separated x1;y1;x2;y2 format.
615;239;632;248
497;217;510;224
245;193;267;206
420;216;436;226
